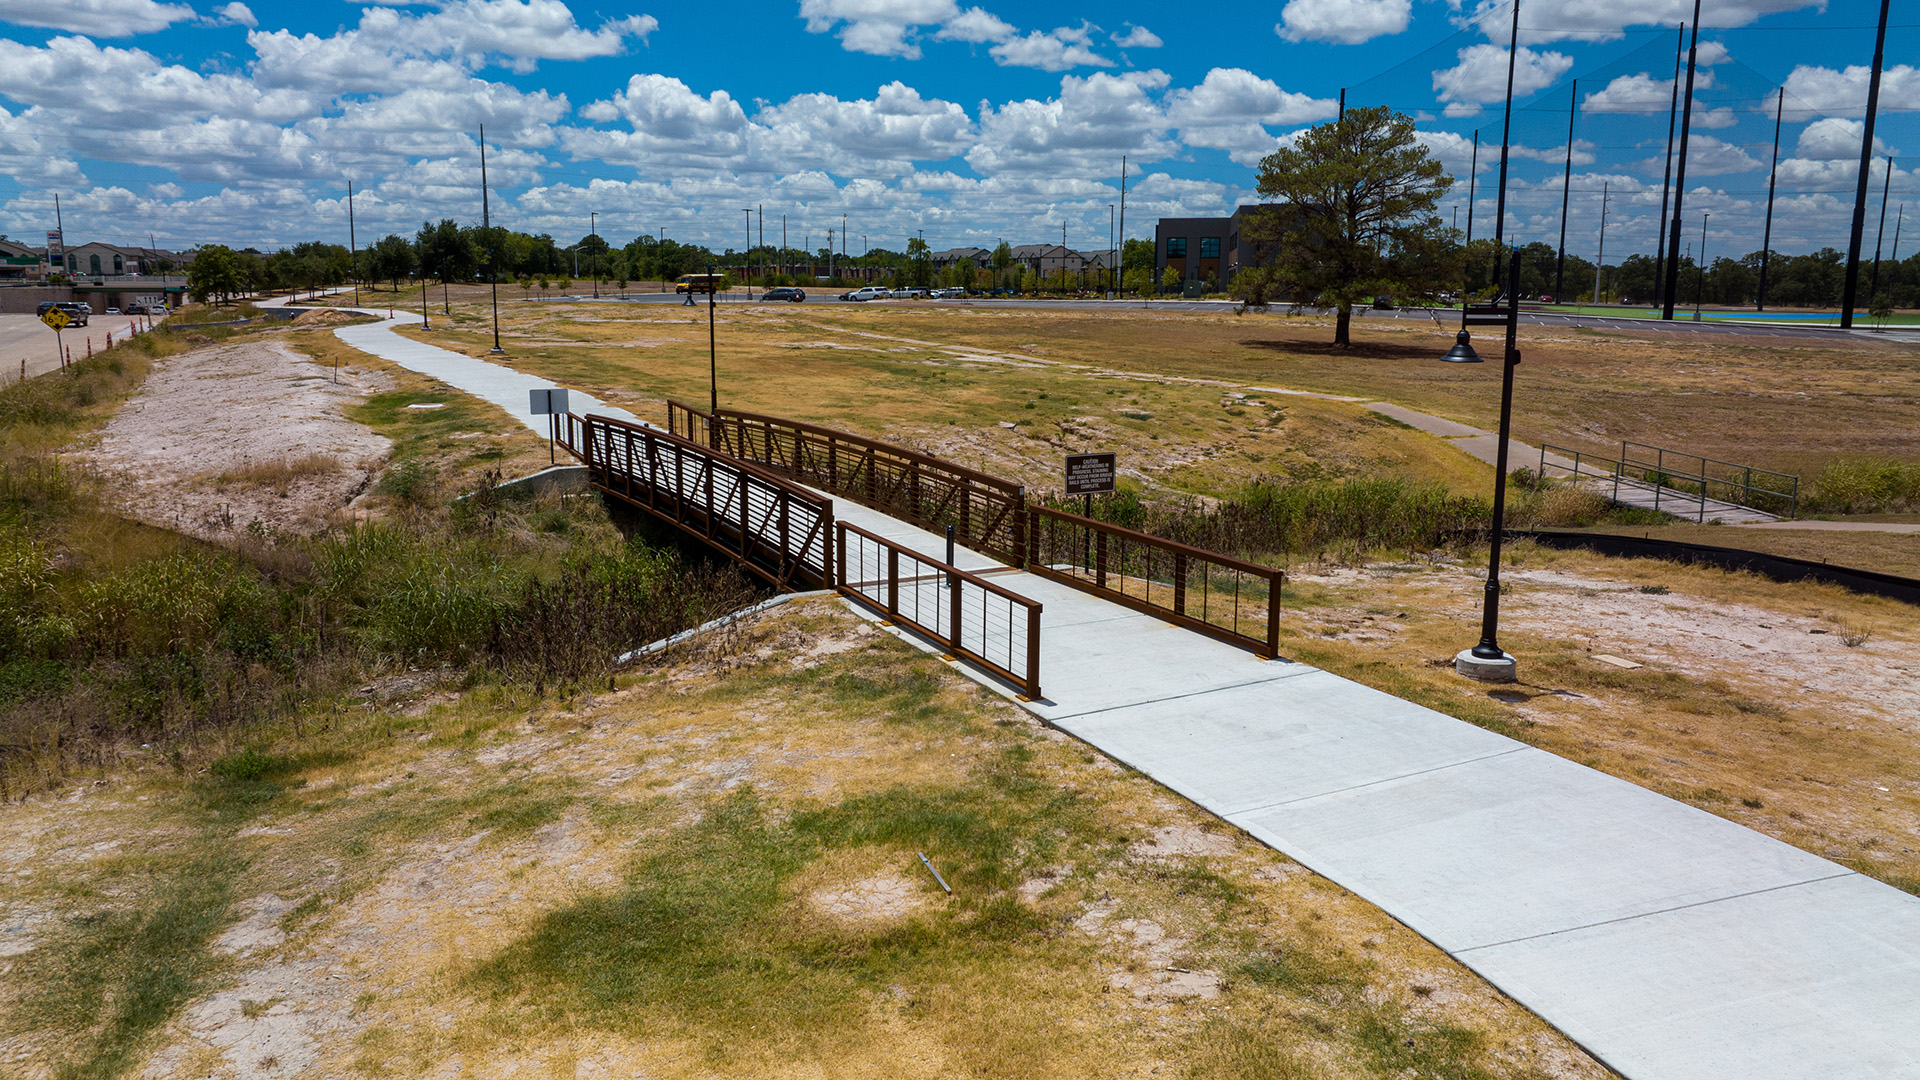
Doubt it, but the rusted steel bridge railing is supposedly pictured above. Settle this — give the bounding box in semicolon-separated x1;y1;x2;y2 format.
1027;505;1282;658
699;406;1029;565
560;412;834;591
837;521;1042;699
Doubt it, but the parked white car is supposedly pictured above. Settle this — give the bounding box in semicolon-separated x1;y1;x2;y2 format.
846;286;889;301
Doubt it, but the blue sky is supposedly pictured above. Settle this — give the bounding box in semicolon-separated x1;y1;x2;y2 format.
0;0;1912;262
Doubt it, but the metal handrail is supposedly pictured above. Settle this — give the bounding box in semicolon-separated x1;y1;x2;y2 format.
836;521;1042;699
705;407;1028;564
1538;442;1798;521
1026;505;1282;658
568;412;835;591
665;399;711;445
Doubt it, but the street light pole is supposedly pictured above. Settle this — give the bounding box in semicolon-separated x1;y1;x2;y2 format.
1449;250;1523;683
1594;181;1610;304
590;212;598;298
708;261;718;416
481;127;503;353
743;208;753;300
1443;131;1482;362
1695;212;1709;319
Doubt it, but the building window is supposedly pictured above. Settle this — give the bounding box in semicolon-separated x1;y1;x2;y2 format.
1199;237;1220;259
89;254;101;275
113;255;123;274
1166;237;1186;258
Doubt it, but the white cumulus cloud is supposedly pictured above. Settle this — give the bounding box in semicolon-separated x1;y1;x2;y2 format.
1111;24;1161;48
1458;0;1818;45
1782;63;1920;120
1276;0;1410;45
798;0;959;58
1167;68;1336;164
1795;117;1891;161
989;22;1113;71
1433;45;1574;106
0;0;193;36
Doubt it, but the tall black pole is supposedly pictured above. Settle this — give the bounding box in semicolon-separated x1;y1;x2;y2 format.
742;208;752;299
1695;211;1710;317
1446;131;1481;359
590;211;598;298
1463;249;1522;678
1338;87;1345;121
1595;181;1611;303
347;179;358;307
481;126;502;353
1118;154;1128;292
1840;0;1893;328
1661;3;1703;321
1758;87;1784;311
1555;79;1577;301
1870;156;1895;300
1491;0;1521;267
707;261;717;415
1654;23;1683;308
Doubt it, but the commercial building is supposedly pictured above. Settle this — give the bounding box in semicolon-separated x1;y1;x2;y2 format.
1153;205;1286;292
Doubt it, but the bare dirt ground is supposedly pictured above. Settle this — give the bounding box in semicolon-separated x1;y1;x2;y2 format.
81;337;390;539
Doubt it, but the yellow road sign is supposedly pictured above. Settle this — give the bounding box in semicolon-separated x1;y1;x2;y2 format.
40;308;69;330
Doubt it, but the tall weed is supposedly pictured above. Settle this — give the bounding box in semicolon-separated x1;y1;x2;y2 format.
1804;457;1920;514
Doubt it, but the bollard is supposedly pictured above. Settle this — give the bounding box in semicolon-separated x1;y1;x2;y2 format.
86;338;92;358
106;330;112;348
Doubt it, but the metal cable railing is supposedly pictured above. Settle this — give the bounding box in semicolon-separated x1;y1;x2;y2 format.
707;408;1028;564
837;521;1042;699
1026;506;1283;658
562;412;835;591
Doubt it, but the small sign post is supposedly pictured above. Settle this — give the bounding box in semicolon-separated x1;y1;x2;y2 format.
1065;452;1116;570
40;307;68;370
530;387;570;463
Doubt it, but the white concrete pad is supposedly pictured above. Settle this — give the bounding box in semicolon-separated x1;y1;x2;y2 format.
1461;872;1920;1080
1230;746;1844;951
1051;669;1517;815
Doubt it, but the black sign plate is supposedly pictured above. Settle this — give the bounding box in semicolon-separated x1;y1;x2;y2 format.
1065;453;1116;495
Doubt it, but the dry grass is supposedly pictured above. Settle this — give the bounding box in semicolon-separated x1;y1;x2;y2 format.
393;304;1493;501
0;600;1609;1080
207;453;342;494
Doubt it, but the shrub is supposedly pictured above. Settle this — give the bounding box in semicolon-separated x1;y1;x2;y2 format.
1804;457;1920;514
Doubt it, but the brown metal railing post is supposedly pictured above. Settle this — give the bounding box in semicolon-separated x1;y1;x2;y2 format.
949;565;963;654
1267;571;1282;659
1095;530;1108;588
1026;603;1042;699
837;522;848;590
887;546;899;618
1172;552;1188;615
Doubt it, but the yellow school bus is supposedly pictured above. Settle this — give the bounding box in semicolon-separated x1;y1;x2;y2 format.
674;273;725;294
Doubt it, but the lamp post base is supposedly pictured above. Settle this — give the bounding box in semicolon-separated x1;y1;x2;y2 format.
1455;648;1517;683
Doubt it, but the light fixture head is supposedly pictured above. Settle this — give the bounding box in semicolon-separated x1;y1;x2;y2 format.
1441;330;1484;363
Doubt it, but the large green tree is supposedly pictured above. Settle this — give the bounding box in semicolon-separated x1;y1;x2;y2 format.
1242;105;1454;344
186;245;253;305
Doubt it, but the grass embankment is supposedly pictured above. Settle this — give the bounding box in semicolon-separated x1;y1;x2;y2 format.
0;599;1610;1079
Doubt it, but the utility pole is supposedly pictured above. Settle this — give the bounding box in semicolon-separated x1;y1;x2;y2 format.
1654;23;1683;307
782;214;787;281
758;204;764;292
1758;86;1784;311
590;211;598;298
1870;156;1895;300
1694;212;1710;319
1662;0;1704;321
1117;154;1127;294
742;207;752;299
1840;0;1893;328
1109;204;1115;295
347;179;359;307
828;228;834;282
1594;181;1611;304
1555;80;1576;301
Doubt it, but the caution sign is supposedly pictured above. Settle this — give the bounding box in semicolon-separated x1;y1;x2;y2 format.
41;308;69;330
1064;452;1116;495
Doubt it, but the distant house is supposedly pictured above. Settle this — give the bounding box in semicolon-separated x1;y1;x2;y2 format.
1153;205;1287;290
929;246;990;272
1008;243;1105;281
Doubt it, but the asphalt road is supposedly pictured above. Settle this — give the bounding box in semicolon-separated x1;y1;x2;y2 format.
2;312;168;382
544;292;1916;342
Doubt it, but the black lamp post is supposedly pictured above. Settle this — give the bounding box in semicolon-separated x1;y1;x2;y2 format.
1445;250;1522;682
707;260;718;416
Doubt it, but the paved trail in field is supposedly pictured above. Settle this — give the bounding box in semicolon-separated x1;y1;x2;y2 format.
311;302;1920;1080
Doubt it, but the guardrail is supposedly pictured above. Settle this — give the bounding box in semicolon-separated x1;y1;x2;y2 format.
562;412;834;591
1539;442;1797;521
1025;505;1282;658
704;408;1028;565
836;521;1042;699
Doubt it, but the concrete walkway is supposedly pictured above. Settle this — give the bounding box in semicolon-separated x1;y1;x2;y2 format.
325;312;1920;1079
